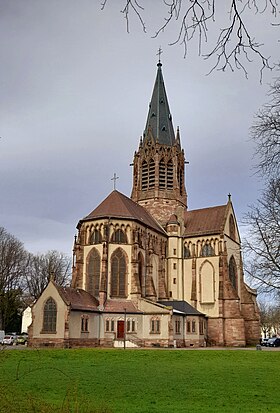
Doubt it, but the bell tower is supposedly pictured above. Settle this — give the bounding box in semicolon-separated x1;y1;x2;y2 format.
131;61;187;225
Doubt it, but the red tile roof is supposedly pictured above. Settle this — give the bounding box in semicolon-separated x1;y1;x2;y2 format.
56;285;99;311
184;204;227;237
82;190;165;234
103;300;142;314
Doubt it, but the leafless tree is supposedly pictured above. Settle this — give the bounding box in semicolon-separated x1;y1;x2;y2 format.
25;250;72;300
244;74;280;294
258;300;280;337
0;227;28;330
101;0;279;78
244;179;280;293
251;75;280;178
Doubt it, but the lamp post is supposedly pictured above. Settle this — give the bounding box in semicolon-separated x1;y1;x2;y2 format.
124;308;126;350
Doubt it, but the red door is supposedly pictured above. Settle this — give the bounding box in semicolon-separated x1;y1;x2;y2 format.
117;320;125;339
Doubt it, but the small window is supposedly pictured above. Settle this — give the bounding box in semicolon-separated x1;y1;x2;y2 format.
173;278;176;284
131;320;136;332
111;319;115;332
187;321;191;333
173;249;176;255
151;318;160;334
175;320;181;334
105;319;110;332
173;263;177;270
81;315;89;332
192;321;196;333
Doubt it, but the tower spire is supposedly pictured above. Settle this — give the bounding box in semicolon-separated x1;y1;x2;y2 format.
143;60;175;146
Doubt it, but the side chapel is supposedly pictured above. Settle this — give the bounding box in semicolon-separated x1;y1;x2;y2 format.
29;61;260;348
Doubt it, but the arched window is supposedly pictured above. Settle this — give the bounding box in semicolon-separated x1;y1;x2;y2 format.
87;248;101;297
90;229;102;244
111;248;127;297
43;298;57;332
229;256;237;290
229;214;236;241
200;261;215;303
201;243;215;257
138;252;144;296
184;245;191;258
111;228;127;244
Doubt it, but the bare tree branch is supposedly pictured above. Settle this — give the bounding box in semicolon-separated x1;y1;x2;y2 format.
101;1;279;76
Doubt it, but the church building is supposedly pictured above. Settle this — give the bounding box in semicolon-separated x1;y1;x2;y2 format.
29;61;260;348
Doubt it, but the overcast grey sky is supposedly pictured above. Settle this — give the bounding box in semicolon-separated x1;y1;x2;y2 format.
0;1;279;255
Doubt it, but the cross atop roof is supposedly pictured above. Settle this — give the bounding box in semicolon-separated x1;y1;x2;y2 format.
111;173;119;190
157;47;163;64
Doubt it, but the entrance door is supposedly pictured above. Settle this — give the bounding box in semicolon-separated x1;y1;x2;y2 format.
117;320;125;339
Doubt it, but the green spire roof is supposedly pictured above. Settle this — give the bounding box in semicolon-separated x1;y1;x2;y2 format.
143;62;175;145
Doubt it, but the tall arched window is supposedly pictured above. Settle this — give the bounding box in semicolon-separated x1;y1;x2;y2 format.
111;248;127;297
43;298;57;332
138;252;145;296
229;256;237;290
87;248;101;297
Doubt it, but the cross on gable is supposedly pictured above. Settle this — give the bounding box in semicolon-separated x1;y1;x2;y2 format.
111;173;119;190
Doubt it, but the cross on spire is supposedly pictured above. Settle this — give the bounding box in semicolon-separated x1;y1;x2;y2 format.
111;173;119;190
157;47;163;63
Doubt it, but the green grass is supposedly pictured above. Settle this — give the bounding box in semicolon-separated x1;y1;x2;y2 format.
0;348;278;413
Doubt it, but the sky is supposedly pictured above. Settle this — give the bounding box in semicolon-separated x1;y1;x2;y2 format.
0;1;279;256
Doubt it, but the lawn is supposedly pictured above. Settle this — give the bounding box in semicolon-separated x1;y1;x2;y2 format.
0;348;278;413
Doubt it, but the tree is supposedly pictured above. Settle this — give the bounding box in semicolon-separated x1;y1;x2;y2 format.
25;250;72;300
0;227;28;331
244;179;280;293
251;76;280;178
101;0;279;77
258;300;280;337
244;76;280;294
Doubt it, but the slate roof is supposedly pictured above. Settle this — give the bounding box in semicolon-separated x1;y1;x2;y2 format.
103;300;142;314
56;285;99;311
143;62;175;145
184;204;227;237
81;190;165;235
159;300;205;316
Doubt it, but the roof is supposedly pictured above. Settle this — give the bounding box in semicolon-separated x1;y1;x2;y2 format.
143;62;175;145
103;300;142;314
56;285;99;311
81;190;165;235
184;204;227;237
159;300;205;316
